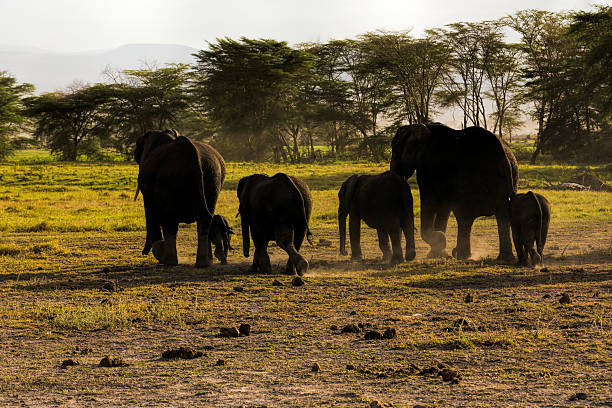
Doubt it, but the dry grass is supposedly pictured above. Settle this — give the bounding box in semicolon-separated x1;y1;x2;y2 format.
0;157;610;407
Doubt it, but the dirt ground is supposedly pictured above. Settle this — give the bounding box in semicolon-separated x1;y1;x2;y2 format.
0;217;611;407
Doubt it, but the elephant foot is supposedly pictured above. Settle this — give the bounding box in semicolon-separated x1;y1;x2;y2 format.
497;252;516;264
351;254;363;261
195;258;212;268
390;254;403;265
295;259;308;276
152;240;178;266
340;249;348;256
452;247;471;260
405;249;416;262
426;248;448;258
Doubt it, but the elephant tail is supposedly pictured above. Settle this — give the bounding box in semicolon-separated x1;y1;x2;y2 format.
276;173;313;245
527;191;543;254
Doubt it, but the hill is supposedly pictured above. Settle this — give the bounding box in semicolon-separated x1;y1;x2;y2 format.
0;43;198;93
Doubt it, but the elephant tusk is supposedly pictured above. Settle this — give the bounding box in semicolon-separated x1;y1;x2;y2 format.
134;185;140;201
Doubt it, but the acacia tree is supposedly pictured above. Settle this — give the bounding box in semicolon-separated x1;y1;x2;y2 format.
317;39;395;161
363;31;450;124
433;22;503;129
192;38;313;161
103;64;192;157
0;72;34;160
506;10;573;162
24;84;112;160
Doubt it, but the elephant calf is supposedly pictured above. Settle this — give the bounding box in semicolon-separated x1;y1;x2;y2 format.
511;191;550;266
209;214;234;265
238;173;313;275
338;171;416;264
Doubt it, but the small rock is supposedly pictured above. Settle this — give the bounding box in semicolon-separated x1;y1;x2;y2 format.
364;330;382;340
272;279;284;286
215;359;226;366
219;327;240;338
102;267;110;273
559;293;571;304
330;324;339;331
382;327;397;339
80;347;93;355
341;324;360;334
162;347;204;359
311;362;321;372
464;293;474;303
233;286;244;292
61;359;79;368
346;364;355;370
543;294;551;299
370;401;385;408
99;355;128;367
350;311;357;316
439;368;460;383
568;392;588;401
291;276;305;286
238;323;251;336
540;267;549;272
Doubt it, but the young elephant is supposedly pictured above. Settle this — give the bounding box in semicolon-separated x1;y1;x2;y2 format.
209;214;234;265
238;173;313;275
511;191;550;266
338;171;416;264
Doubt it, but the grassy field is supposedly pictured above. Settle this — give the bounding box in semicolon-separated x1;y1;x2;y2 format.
0;153;610;407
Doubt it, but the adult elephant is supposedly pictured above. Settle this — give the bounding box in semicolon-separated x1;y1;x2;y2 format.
238;173;313;275
338;171;416;264
134;129;226;267
390;123;518;261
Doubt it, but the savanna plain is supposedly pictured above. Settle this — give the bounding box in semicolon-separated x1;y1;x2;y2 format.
0;151;611;407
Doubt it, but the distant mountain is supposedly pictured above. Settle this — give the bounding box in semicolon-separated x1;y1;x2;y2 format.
0;44;198;93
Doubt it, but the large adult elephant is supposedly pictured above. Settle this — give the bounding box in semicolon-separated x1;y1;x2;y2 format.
338;171;416;264
134;129;226;267
237;173;313;275
390;123;518;261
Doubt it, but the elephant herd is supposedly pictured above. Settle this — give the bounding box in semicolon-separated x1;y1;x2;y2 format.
135;125;551;275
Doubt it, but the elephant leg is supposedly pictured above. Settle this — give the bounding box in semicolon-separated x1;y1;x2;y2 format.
496;211;515;262
389;226;404;264
453;216;474;260
349;214;362;260
401;214;416;261
376;228;392;262
196;217;213;268
512;227;527;266
433;206;451;234
142;199;162;255
253;239;271;274
528;243;541;265
276;225;307;276
152;223;179;266
421;200;447;258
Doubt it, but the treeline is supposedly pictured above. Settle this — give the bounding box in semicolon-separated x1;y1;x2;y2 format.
0;7;610;163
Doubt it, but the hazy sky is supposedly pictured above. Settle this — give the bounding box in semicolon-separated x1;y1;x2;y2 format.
1;0;597;52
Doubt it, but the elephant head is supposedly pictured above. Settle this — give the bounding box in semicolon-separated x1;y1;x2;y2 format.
209;214;234;265
390;124;430;179
338;174;359;256
134;129;178;165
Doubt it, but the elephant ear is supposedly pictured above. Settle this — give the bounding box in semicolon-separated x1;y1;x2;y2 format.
338;174;359;217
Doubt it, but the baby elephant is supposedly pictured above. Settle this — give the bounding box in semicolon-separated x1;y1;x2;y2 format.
338;171;416;264
238;173;313;275
511;191;550;266
209;214;234;265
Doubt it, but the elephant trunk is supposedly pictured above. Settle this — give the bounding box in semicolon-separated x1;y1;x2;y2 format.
338;211;348;256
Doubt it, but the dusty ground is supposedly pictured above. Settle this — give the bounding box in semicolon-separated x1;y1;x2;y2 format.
0;215;610;407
